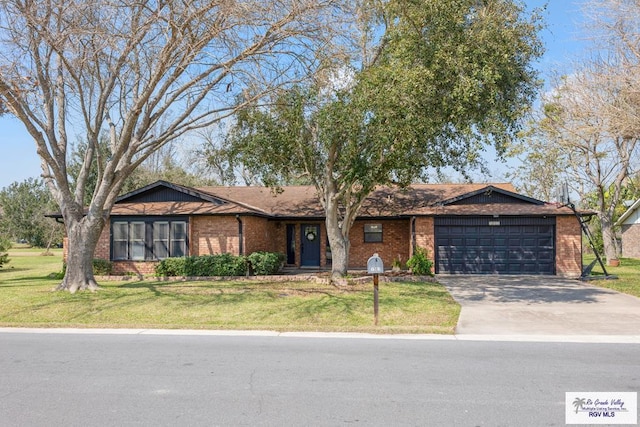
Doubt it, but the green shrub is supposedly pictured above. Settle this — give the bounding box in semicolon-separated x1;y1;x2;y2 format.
184;254;247;277
49;259;113;279
155;257;187;277
406;247;433;276
92;259;113;275
50;265;65;280
155;254;247;277
213;254;246;276
0;237;10;268
247;251;285;275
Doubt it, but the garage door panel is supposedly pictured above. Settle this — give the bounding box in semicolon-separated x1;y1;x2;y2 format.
493;263;507;273
507;264;524;273
493;250;507;261
494;237;507;246
540;263;554;272
538;237;553;247
537;250;553;261
508;249;522;259
464;248;480;258
435;220;555;275
521;263;542;273
444;261;465;271
508;238;524;246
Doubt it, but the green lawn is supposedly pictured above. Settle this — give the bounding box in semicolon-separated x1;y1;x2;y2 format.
583;256;640;298
0;247;460;334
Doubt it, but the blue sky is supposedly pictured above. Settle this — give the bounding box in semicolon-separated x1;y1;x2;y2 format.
0;1;589;190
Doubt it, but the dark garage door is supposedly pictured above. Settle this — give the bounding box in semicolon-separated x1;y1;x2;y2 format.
435;217;555;275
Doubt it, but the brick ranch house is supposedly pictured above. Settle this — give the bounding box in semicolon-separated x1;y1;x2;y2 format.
73;180;584;277
616;198;640;259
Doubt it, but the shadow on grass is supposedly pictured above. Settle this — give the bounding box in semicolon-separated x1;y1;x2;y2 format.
114;280;270;308
0;275;60;287
0;267;31;275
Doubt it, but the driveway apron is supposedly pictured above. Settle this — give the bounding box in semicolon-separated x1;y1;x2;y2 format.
438;275;640;335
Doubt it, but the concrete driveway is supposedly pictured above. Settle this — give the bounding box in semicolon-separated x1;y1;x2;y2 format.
438;275;640;336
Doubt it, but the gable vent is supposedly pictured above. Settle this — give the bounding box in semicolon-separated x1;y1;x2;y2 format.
125;187;221;204
450;192;529;205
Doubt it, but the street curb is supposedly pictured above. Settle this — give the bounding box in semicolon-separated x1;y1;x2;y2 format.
1;327;639;344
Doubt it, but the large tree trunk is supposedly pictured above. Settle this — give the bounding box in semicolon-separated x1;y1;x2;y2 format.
599;214;619;264
322;183;352;280
56;216;105;293
326;216;350;280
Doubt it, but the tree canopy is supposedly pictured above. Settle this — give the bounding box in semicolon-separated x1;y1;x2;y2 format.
0;178;63;248
218;0;544;277
0;0;349;291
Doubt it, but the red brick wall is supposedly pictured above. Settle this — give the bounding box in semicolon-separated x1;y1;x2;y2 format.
348;219;411;268
556;215;582;277
94;226;110;260
62;236;68;261
92;213;584;277
242;216;278;254
621;224;640;258
413;217;435;264
191;216;240;256
111;260;157;275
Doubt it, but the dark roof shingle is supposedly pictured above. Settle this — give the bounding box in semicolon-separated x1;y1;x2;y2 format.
110;182;577;218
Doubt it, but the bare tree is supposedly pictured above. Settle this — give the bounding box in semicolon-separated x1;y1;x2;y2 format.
527;66;639;263
196;126;261;186
516;0;640;264
0;0;349;292
506;124;567;202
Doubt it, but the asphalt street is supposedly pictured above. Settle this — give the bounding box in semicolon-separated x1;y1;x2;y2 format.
1;331;638;426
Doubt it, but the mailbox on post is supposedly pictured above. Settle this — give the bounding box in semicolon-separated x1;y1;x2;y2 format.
367;253;383;325
367;253;384;274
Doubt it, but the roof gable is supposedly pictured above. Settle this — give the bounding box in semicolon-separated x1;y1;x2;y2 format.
616;199;640;226
439;185;544;206
116;180;225;205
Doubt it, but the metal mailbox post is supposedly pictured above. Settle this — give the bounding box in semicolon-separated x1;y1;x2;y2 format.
367;254;384;325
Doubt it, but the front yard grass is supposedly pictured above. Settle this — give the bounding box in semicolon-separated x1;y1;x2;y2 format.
584;255;640;298
0;247;459;334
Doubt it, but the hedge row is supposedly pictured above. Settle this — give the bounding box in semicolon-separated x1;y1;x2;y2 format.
155;252;285;277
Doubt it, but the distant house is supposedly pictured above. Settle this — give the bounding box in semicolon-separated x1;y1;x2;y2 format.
76;180;584;277
616;199;640;259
